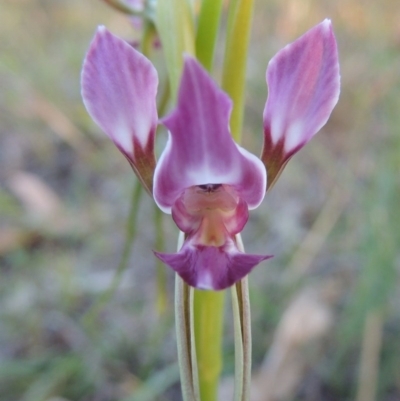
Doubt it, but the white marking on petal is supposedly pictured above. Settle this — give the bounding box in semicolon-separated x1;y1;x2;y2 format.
284;120;305;153
185;163;241;187
321;19;331;33
270;113;284;145
133;112;152;148
114;117;133;155
115;108;153;151
198;271;214;290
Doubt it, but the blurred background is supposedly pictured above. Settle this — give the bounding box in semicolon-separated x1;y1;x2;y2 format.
1;0;399;400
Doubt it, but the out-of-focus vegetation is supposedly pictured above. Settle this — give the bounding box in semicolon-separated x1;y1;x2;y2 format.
0;0;399;400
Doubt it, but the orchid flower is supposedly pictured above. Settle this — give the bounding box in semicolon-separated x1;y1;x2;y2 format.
81;20;340;291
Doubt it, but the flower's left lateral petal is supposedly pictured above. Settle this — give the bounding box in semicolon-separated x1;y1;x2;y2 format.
81;26;158;193
153;56;266;213
262;19;340;189
155;242;272;290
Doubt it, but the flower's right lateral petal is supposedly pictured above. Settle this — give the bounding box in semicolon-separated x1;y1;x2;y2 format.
81;26;158;193
262;19;340;189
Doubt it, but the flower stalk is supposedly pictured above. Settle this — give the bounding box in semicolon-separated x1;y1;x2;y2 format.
195;0;224;71
222;0;255;142
193;290;224;401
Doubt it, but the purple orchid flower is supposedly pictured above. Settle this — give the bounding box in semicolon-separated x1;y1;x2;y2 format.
81;20;340;290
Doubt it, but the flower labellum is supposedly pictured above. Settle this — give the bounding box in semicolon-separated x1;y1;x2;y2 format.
81;20;340;290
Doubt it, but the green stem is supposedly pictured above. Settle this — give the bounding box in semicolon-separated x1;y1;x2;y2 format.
140;20;157;55
103;0;143;15
154;205;167;315
156;0;195;100
195;0;224;71
141;18;172;316
193;3;226;399
193;290;225;401
222;0;255;142
82;180;143;329
192;1;256;399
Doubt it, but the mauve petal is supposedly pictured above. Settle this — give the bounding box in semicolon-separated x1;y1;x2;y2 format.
155;240;272;290
262;19;340;188
81;26;158;193
153;56;266;213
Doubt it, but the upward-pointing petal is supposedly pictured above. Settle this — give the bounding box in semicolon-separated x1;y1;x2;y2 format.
81;27;158;193
262;19;340;188
153;56;266;213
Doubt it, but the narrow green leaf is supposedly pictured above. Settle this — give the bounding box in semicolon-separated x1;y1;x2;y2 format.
189;288;201;400
175;275;196;401
222;0;255;142
238;278;252;401
195;0;224;71
232;234;252;401
225;0;239;37
103;0;143;15
355;308;383;401
123;363;180;401
175;232;200;401
81;180;143;330
154;205;167;315
232;284;244;401
21;356;81;401
156;0;196;100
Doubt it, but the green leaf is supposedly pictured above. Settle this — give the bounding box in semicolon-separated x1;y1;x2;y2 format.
231;235;252;401
222;0;255;142
122;363;180;401
103;0;143;15
154;205;168;316
81;180;143;330
175;231;200;401
156;0;195;101
195;0;224;71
